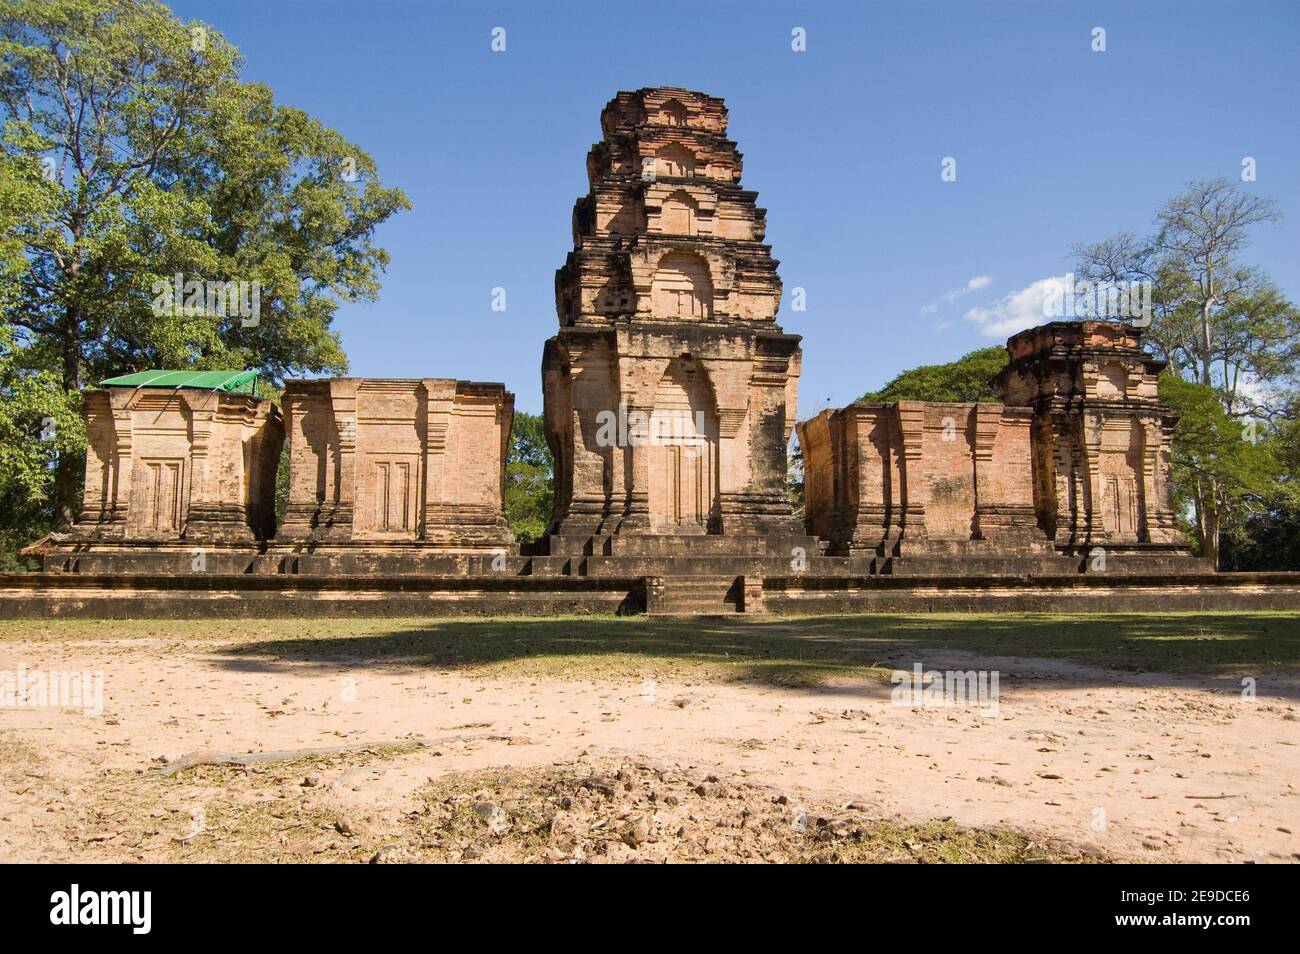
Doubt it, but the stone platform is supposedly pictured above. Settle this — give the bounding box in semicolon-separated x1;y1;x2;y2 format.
0;572;644;619
4;568;1295;619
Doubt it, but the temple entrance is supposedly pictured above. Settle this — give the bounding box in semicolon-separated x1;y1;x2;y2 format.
646;357;719;532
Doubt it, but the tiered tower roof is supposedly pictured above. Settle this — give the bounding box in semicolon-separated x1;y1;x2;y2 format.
555;87;782;328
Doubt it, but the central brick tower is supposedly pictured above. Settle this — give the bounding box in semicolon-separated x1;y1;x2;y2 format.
542;87;806;556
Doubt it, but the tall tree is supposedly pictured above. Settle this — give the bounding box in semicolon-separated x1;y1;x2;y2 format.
1074;178;1294;407
1221;395;1300;570
1074;178;1297;565
0;0;410;528
1155;178;1283;388
1159;373;1279;568
0;122;74;565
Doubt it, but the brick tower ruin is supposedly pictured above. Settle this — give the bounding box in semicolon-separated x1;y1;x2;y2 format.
994;321;1184;555
799;320;1197;575
43;379;283;574
542;87;807;556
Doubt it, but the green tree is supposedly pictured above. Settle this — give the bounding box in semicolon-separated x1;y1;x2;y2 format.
0;0;410;535
858;345;1007;403
0;327;81;568
1221;396;1300;570
1073;180;1300;410
504;411;553;544
786;439;804;518
0;125;73;566
1160;373;1278;568
1074;179;1299;565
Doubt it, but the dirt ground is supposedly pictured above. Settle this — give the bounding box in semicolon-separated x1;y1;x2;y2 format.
1;613;1297;863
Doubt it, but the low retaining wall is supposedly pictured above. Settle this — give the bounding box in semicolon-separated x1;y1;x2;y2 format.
758;572;1300;614
1;571;1298;619
0;573;645;619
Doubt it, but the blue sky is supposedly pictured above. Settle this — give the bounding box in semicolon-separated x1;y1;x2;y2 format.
168;0;1300;415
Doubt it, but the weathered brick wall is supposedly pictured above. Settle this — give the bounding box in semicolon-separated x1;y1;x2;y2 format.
802;321;1190;560
545;87;804;541
799;401;1040;554
988;409;1034;509
919;404;977;541
71;387;282;544
798;412;834;539
278;378;513;550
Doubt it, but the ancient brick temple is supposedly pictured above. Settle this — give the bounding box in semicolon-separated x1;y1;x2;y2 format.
542;88;807;556
276;378;514;564
47;380;282;573
800;320;1188;574
23;86;1240;620
998;321;1184;548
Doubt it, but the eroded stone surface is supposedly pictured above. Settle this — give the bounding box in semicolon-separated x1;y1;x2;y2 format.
800;321;1199;574
543;88;804;548
39;386;282;573
276;378;514;555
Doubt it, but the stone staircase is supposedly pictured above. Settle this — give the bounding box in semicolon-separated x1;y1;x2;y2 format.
648;575;744;615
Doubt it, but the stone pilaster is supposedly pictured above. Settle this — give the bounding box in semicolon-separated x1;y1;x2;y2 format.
419;378;456;541
327;379;358;536
895;402;928;542
108;389;137;531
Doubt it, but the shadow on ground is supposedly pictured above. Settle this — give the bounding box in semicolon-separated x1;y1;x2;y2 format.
212;612;1300;697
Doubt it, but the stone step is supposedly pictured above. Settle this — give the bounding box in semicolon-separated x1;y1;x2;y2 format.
648;575;744;615
606;534;817;557
884;555;1078;577
653;603;740;616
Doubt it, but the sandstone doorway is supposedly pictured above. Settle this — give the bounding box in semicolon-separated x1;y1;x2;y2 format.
647;358;719;532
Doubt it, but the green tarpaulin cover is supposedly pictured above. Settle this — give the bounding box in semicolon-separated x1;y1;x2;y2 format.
99;370;258;394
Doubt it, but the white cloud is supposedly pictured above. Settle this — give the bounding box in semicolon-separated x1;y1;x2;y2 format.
944;274;991;302
964;275;1069;338
920;274;992;315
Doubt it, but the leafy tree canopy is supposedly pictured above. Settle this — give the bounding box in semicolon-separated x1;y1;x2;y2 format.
857;346;1007;404
0;0;410;531
504;411;553;544
1159;373;1279;562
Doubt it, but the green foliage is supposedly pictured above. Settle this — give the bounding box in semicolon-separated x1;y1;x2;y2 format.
858;346;1007;404
504;411;553;544
1221;499;1300;571
1159;373;1279;564
0;328;82;568
786;442;804;517
0;0;409;552
0;154;72;567
1220;401;1300;570
1073;180;1299;567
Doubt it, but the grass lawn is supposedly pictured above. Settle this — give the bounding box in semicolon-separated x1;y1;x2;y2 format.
3;611;1297;686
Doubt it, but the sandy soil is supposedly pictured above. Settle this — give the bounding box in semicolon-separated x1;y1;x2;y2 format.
1;633;1297;863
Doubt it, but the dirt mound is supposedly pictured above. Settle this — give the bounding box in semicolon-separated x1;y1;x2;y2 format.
390;759;1104;864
